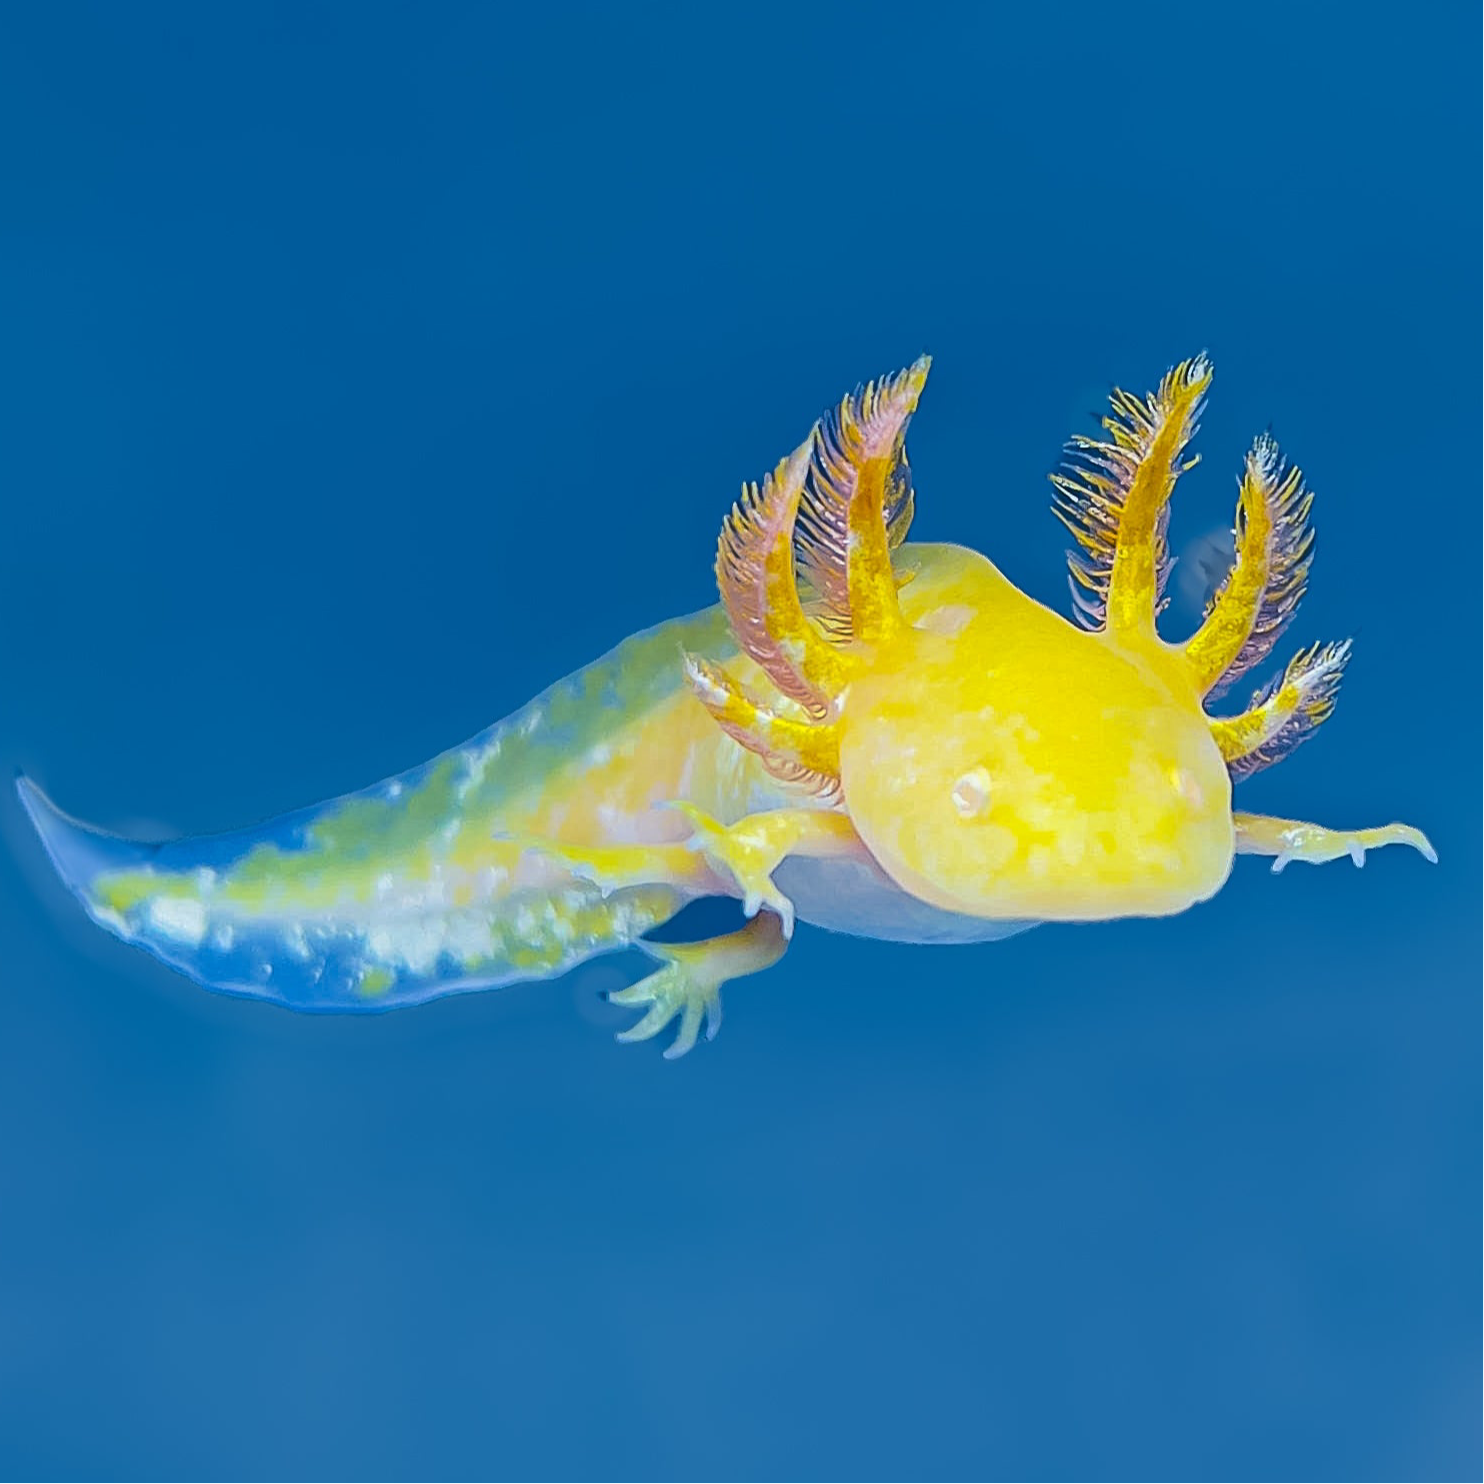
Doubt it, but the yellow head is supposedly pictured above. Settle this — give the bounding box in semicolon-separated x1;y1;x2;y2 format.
834;546;1234;920
690;354;1359;924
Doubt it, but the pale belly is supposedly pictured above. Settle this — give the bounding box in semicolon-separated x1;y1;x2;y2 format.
774;852;1038;946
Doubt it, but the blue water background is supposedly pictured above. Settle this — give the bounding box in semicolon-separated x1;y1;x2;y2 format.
0;3;1478;1478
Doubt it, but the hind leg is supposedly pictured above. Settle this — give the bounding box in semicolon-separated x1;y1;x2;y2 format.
609;912;788;1059
508;807;863;1056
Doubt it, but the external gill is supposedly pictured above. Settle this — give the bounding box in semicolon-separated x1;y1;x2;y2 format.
1184;432;1315;700
1209;640;1351;779
681;653;842;798
687;358;932;791
713;438;855;720
795;357;926;637
796;356;932;645
1051;355;1211;636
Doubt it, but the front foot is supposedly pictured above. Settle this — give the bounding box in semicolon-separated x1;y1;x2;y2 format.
1234;812;1438;873
666;802;798;936
608;914;788;1059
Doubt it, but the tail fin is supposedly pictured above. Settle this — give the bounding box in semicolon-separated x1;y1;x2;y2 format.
17;775;164;925
13;610;732;1013
15;773;679;1013
15;774;304;1002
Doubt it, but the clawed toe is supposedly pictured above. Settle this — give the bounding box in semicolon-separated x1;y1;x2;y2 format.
1250;815;1438;873
604;914;785;1060
663;801;797;937
609;957;721;1059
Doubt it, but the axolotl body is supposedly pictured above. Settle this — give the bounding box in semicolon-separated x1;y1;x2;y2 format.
19;356;1435;1056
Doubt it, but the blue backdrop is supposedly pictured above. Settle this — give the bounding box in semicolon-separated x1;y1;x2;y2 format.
0;3;1477;1479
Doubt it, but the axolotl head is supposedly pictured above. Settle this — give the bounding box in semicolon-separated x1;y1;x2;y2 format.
833;552;1236;922
690;354;1358;928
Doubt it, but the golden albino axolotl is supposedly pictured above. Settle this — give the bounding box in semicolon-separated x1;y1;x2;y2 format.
19;355;1435;1056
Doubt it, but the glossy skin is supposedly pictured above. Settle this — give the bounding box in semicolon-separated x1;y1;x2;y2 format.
835;545;1234;922
19;356;1435;1056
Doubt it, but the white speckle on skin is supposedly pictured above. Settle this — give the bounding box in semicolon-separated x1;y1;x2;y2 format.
445;916;495;964
392;920;447;975
675;748;696;801
93;905;130;936
1056;821;1088;867
915;603;974;638
149;897;207;945
457;739;501;801
386;781;403;799
1170;767;1204;809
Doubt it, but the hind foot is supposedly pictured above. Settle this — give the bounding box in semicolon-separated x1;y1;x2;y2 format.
609;912;788;1059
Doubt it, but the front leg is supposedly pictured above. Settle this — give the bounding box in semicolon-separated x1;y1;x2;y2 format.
667;802;865;937
1234;811;1437;872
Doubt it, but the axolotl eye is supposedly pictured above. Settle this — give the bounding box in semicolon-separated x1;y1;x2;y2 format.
950;766;993;820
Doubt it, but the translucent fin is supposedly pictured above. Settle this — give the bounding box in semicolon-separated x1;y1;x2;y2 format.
1187;432;1315;699
795;357;930;642
1210;639;1351;780
16;610;755;1013
15;763;682;1012
1051;355;1212;634
18;774;168;923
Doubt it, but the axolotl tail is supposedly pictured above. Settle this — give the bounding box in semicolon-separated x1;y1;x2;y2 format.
17;768;684;1012
15;607;737;1011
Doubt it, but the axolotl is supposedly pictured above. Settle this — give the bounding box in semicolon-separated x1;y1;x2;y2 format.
19;355;1436;1057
